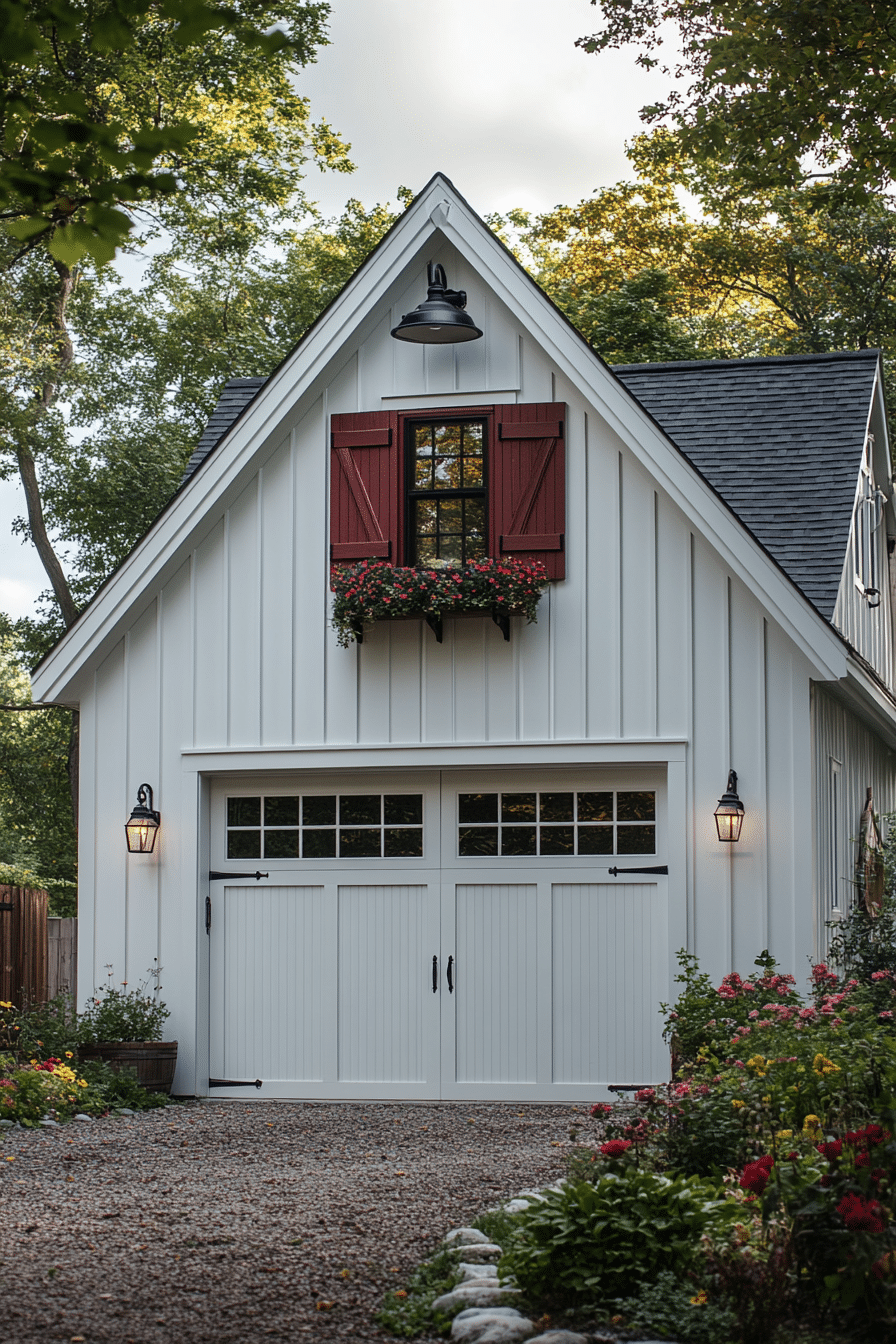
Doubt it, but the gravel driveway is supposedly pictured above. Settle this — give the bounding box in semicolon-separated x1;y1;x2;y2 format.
1;1100;580;1343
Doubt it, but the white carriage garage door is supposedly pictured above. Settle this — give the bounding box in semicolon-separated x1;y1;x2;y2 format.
207;769;669;1100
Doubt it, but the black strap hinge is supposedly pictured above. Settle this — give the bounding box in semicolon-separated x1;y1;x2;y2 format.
608;865;668;876
208;871;268;881
208;1078;263;1089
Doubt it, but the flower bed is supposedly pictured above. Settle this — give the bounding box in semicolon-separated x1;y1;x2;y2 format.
0;966;174;1126
329;557;549;647
453;892;896;1343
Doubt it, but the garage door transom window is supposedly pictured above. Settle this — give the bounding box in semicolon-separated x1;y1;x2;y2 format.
458;790;655;857
227;794;424;859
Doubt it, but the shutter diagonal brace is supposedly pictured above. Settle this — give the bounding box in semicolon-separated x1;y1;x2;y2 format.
336;447;390;554
499;430;563;551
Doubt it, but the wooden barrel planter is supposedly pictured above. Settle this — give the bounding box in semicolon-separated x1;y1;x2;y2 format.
78;1041;178;1095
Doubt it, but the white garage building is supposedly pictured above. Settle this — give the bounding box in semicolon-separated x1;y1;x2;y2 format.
31;176;896;1100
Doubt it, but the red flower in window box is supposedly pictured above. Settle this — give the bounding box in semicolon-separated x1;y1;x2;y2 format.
330;558;549;647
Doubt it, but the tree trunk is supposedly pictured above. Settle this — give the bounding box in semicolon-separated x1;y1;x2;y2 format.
10;258;82;826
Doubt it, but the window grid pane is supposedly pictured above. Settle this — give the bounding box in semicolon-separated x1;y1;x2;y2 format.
457;791;656;857
409;419;487;567
226;794;424;860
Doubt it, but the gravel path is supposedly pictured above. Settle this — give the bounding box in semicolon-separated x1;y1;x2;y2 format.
1;1101;582;1344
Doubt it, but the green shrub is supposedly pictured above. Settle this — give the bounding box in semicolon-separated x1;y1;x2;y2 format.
75;1057;168;1112
77;964;170;1044
374;1248;460;1338
3;992;78;1060
471;1205;522;1247
0;1067;50;1125
612;1270;738;1343
497;1172;740;1308
661;1088;747;1176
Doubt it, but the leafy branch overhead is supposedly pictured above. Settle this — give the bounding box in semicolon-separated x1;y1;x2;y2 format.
580;1;896;197
0;0;348;266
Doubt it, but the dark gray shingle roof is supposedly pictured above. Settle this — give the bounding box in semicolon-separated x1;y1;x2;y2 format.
184;350;880;623
180;377;267;484
613;349;880;620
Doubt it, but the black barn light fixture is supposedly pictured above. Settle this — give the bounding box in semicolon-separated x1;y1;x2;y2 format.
391;262;483;344
714;770;745;843
125;783;160;854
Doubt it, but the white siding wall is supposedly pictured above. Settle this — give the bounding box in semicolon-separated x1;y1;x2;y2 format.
812;685;896;955
832;422;895;690
75;245;827;1084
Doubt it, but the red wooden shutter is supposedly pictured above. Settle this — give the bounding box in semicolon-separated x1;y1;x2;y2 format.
330;411;401;562
491;403;566;580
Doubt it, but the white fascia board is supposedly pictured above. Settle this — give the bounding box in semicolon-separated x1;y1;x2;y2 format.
33;176;848;700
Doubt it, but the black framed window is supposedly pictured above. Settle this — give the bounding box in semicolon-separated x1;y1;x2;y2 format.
407;419;487;567
457;790;656;857
226;794;424;859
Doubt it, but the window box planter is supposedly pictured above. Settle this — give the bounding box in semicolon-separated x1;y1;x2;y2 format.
330;558;549;647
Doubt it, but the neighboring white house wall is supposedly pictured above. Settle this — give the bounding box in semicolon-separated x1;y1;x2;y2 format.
812;683;896;956
72;246;825;1091
832;422;895;692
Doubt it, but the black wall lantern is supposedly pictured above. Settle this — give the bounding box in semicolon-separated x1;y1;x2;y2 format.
714;770;745;843
125;783;160;854
391;262;483;344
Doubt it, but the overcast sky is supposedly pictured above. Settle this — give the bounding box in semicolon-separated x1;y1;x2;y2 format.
1;0;670;623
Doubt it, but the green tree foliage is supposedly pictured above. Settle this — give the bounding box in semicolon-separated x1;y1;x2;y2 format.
510;152;896;378
1;0;340;266
1;0;351;632
579;0;896;197
0;622;76;912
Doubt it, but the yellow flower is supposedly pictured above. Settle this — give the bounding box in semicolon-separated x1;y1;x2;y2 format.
732;1099;746;1109
64;1052;73;1059
0;1001;12;1009
761;1095;771;1105
812;1054;840;1077
689;1290;709;1306
78;1080;88;1087
803;1114;821;1128
776;1130;793;1140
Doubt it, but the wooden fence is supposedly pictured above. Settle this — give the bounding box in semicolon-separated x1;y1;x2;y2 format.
48;918;78;1003
0;885;48;1007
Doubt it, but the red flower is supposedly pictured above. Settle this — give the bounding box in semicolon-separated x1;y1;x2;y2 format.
589;1102;613;1117
817;1140;842;1161
837;1192;887;1234
740;1161;773;1194
600;1139;632;1158
845;1124;889;1149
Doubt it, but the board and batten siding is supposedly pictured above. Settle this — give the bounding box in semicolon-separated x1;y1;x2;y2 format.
831;423;895;692
812;684;896;954
75;245;824;1086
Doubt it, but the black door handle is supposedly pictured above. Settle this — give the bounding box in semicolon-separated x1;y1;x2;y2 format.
447;955;454;993
432;954;438;993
